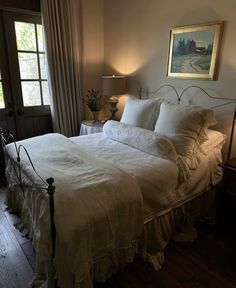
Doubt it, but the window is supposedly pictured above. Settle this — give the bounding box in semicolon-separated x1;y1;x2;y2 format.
0;69;4;108
15;21;50;107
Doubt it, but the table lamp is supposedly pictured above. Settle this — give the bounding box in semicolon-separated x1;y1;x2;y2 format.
102;75;126;120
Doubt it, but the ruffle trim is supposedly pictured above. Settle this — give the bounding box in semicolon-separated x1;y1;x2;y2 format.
5;165;52;262
175;155;191;182
73;244;138;288
5;162;216;288
73;188;216;288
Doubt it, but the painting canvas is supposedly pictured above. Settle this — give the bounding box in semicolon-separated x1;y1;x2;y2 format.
167;22;223;80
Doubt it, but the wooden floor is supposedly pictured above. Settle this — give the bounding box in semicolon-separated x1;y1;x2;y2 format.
0;182;236;288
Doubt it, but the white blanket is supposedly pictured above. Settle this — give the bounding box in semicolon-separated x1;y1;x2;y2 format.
71;133;222;223
5;133;143;284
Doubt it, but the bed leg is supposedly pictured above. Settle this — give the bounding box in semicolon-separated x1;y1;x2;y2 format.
47;177;57;287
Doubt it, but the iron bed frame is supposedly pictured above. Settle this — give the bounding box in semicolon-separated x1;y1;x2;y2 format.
0;129;57;282
0;85;235;287
139;84;236;159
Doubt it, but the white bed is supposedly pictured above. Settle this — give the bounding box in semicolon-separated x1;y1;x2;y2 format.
71;132;222;221
3;89;228;288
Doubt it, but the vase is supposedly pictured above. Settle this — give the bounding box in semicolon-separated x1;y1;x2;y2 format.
92;111;100;121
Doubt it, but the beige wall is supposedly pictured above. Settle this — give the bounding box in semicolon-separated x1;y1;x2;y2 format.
82;0;104;93
104;0;236;158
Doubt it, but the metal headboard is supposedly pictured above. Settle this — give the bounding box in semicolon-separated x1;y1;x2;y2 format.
0;128;57;281
139;85;236;160
139;84;181;103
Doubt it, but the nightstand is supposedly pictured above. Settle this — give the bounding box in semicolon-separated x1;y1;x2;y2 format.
219;158;236;198
79;120;105;136
217;158;236;225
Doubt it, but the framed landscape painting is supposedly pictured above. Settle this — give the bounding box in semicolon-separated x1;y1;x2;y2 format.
167;22;223;80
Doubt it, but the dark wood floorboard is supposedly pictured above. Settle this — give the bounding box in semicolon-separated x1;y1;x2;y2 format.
0;184;236;288
0;186;35;288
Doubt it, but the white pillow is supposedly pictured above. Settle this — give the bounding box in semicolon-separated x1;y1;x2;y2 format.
201;129;226;153
120;97;162;130
154;101;217;169
103;120;191;182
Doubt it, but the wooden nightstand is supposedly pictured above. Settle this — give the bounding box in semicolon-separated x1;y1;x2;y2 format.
217;158;236;225
219;158;236;198
79;120;105;136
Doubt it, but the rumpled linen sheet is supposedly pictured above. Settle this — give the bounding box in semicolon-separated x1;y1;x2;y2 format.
4;132;222;288
71;133;222;223
5;133;144;287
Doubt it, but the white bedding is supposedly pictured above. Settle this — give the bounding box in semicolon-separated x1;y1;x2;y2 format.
5;133;144;286
4;131;223;288
70;133;222;223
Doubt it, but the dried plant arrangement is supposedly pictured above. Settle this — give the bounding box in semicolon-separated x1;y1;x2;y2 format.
83;89;106;111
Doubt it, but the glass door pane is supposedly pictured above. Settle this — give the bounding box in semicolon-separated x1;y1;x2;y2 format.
14;21;49;107
15;22;37;51
1;11;52;141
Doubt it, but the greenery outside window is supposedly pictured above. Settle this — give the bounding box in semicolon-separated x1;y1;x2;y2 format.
15;21;50;107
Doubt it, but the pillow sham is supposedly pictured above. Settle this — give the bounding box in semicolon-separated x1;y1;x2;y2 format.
201;129;226;153
103;120;191;182
154;101;217;169
120;97;162;130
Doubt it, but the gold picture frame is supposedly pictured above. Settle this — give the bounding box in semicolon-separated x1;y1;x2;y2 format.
167;22;223;80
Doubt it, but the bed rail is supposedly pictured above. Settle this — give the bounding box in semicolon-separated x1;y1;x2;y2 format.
179;86;236;160
139;85;236;160
0;128;57;284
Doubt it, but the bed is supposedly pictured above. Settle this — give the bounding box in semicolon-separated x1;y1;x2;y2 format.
1;85;233;288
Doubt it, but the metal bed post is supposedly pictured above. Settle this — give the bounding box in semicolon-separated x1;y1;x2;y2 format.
47;177;56;259
0;128;57;286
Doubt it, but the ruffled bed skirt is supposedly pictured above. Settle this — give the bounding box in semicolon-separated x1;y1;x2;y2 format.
5;179;215;288
137;186;215;270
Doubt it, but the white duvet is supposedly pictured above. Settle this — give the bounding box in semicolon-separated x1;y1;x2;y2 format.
5;133;144;284
71;133;222;223
4;132;222;287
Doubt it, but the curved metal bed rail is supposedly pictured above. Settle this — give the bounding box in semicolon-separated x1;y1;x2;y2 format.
141;85;236;160
139;84;181;103
179;85;236;102
179;86;236;160
0;128;57;271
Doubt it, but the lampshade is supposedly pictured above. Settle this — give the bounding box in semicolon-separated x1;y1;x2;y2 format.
102;75;126;96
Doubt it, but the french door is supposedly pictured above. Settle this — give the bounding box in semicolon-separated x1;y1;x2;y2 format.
0;10;52;141
0;10;53;175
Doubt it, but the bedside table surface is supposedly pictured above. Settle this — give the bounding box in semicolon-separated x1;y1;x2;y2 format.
219;158;236;171
219;157;236;199
82;120;105;127
80;120;105;135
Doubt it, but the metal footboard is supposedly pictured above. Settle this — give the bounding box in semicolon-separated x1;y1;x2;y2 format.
0;128;57;286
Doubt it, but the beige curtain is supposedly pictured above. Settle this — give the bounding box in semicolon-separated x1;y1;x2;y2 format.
41;0;84;137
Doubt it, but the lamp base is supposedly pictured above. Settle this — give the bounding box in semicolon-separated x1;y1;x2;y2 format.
109;101;118;121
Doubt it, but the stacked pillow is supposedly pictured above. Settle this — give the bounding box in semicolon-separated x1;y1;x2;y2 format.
201;129;226;153
120;97;162;130
120;97;219;170
154;101;217;169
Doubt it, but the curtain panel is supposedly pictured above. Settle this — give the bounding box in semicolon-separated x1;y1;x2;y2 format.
41;0;84;137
